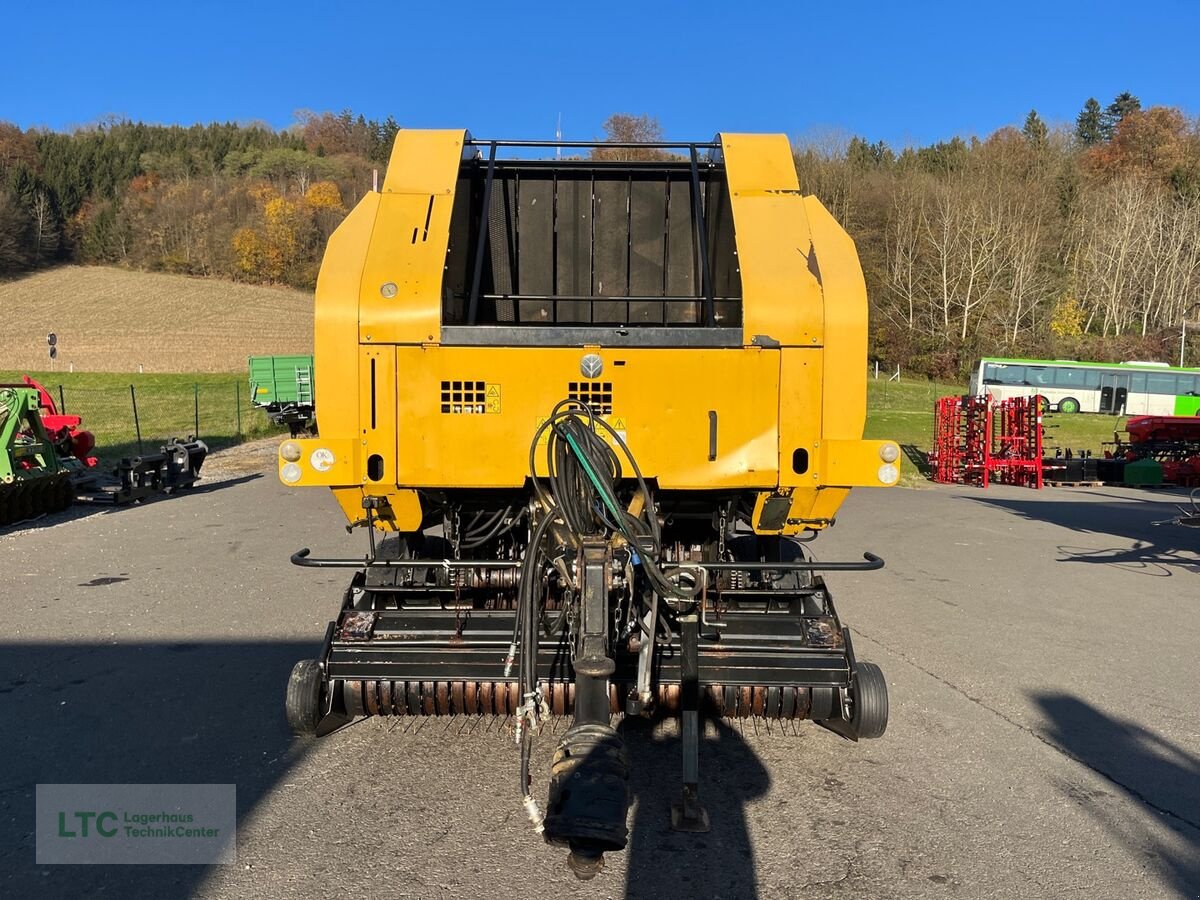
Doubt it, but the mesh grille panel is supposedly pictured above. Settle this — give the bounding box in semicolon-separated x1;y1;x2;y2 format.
568;381;614;415
440;380;487;414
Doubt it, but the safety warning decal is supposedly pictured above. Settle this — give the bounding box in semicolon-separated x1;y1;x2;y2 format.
485;383;501;414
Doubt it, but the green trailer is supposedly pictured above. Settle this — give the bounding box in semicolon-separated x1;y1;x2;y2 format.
249;355;316;436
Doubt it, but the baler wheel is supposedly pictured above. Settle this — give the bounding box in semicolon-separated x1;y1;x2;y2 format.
286;659;324;735
851;661;889;739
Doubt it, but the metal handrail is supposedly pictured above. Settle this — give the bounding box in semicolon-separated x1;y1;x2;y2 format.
465;139;720;149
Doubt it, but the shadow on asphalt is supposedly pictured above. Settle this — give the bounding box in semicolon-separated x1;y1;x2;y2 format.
966;495;1200;573
3;639;773;899
621;717;769;899
0;639;315;899
0;473;262;537
1053;543;1200;575
1033;692;1200;897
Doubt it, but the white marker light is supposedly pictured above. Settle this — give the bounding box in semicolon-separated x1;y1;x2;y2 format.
280;462;302;484
280;441;302;462
877;464;899;485
879;443;900;464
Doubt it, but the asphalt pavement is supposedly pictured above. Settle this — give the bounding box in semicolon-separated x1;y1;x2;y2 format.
2;465;1198;899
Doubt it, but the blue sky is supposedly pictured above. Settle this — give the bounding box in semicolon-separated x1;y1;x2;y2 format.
2;1;1196;147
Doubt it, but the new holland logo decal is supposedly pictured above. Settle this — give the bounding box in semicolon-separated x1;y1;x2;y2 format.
580;353;603;378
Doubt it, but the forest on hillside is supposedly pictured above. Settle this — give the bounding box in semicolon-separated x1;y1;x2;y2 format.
2;97;1199;376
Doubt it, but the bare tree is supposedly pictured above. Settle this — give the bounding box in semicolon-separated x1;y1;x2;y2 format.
30;189;59;264
591;114;672;161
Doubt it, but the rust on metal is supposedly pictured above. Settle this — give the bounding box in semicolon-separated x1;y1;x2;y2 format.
436;682;450;715
380;679;393;715
421;681;435;715
480;681;493;715
337;610;377;642
805;616;844;649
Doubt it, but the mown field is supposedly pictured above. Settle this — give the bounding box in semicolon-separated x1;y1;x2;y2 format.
0;266;313;373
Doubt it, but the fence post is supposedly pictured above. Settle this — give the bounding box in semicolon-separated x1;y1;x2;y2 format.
235;382;242;438
194;383;200;438
58;385;66;414
130;385;143;454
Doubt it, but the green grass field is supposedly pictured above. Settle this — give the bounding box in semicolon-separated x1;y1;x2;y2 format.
2;370;281;465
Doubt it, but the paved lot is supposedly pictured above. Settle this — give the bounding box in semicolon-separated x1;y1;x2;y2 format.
2;462;1198;899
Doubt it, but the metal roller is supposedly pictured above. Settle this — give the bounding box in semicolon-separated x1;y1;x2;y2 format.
339;679;816;720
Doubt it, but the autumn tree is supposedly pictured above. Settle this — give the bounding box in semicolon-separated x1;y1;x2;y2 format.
1087;106;1190;180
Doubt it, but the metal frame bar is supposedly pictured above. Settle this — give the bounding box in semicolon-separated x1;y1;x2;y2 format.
466;140;720;150
440;325;741;348
291;548;520;569
291;548;882;572
689;145;715;327
466;141;498;325
699;553;884;572
457;139;727;330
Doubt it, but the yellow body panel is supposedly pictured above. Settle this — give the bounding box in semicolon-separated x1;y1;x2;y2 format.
394;347;780;489
722;134;824;348
804;196;870;443
283;129;898;535
359;130;465;346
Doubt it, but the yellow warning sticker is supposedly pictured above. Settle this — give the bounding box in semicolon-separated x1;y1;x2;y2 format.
533;415;628;445
485;383;501;414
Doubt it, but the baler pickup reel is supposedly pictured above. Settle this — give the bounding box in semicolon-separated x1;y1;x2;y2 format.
286;401;889;878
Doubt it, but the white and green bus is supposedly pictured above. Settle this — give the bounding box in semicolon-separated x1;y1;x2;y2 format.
969;358;1200;416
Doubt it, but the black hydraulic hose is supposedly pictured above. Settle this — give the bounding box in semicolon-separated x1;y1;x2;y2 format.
516;509;560;814
460;506;518;550
534;401;695;601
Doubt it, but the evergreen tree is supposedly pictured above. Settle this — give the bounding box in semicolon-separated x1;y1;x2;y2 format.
1102;91;1141;140
1075;98;1104;146
1022;109;1048;149
847;136;894;169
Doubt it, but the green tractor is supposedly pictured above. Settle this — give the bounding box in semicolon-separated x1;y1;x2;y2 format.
0;385;73;526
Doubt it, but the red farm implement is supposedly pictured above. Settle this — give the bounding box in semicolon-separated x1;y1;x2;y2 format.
1;375;209;524
19;376;98;468
1116;416;1200;487
931;395;1043;488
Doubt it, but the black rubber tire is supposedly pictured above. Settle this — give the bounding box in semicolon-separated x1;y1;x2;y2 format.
852;661;889;739
1058;397;1080;414
285;659;324;735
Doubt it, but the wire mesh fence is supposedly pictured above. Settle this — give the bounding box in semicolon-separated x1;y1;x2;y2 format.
52;380;278;464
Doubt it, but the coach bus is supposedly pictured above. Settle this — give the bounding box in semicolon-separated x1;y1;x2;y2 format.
969;357;1200;415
